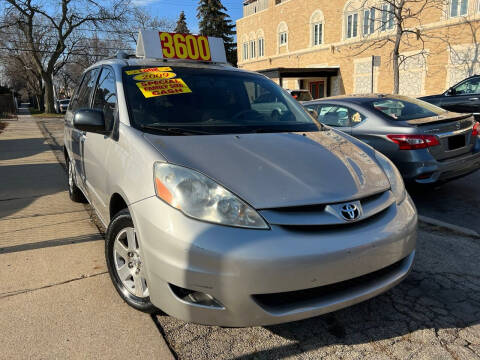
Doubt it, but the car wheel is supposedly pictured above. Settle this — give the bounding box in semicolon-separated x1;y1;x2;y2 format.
105;209;158;313
67;157;87;203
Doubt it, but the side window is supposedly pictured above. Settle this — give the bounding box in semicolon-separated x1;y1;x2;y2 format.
316;105;347;127
71;68;99;111
316;104;361;127
92;67;118;131
454;78;480;95
350;109;366;125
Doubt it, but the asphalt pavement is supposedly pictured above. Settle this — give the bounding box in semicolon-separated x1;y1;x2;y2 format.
35;117;480;360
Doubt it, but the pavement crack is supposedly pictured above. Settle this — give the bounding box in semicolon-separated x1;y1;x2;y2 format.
1;217;91;234
0;271;108;299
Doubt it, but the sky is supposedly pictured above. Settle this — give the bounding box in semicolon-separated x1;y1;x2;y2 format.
132;0;244;33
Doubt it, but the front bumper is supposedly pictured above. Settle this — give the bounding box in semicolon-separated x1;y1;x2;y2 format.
130;195;417;327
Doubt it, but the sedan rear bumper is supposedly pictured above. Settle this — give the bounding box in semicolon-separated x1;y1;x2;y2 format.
130;195;417;327
399;148;480;184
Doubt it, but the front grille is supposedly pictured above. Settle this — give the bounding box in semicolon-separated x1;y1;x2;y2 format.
259;190;394;227
252;256;408;313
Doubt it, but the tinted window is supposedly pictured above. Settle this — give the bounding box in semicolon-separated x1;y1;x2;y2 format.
71;68;99;111
454;77;480;95
316;104;352;127
371;96;446;121
122;66;320;135
93;67;117;131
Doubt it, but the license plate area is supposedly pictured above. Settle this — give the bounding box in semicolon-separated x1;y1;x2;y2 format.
448;135;466;150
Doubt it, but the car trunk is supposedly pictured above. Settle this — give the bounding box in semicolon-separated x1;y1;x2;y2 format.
407;113;476;161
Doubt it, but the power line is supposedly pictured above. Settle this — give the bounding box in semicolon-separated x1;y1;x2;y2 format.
0;46;129;56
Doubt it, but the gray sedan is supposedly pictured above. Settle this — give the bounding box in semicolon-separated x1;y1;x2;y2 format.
304;95;480;184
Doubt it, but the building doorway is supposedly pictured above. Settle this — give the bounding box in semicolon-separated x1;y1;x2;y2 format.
310;80;326;99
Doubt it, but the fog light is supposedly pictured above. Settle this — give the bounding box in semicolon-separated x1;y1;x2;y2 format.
169;284;224;309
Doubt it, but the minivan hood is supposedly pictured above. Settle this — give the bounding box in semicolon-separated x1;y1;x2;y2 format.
145;130;390;209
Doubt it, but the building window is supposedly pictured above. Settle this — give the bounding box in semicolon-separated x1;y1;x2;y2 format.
250;40;256;58
258;38;265;57
279;32;288;45
450;0;469;17
346;13;358;38
243;42;248;60
381;3;394;31
363;8;376;35
312;23;323;46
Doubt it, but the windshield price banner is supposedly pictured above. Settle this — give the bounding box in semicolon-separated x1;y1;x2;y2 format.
159;32;212;61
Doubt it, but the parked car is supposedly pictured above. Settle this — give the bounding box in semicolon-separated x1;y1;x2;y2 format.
59;98;70;113
420;75;480;117
64;32;416;327
286;89;313;102
304;94;480;184
250;92;288;121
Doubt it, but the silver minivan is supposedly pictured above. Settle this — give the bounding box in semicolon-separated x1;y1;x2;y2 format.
64;55;417;327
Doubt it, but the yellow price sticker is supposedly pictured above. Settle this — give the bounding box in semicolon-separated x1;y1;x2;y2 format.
136;78;192;98
125;67;173;75
133;71;176;81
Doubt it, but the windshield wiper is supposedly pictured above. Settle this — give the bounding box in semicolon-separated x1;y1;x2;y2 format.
140;125;211;135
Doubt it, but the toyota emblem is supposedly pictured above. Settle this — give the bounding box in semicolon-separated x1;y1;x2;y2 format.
340;203;360;221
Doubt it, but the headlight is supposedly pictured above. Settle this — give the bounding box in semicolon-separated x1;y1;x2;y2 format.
153;163;269;229
374;152;407;204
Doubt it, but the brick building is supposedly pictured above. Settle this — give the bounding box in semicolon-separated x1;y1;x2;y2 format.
236;0;480;98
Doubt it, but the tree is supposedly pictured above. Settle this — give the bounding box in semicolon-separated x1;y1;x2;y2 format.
197;0;237;65
116;7;175;46
174;11;190;34
2;0;129;113
346;0;446;94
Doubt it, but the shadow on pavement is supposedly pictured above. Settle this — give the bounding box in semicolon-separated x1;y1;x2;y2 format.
407;170;480;233
0;163;66;219
0;138;57;161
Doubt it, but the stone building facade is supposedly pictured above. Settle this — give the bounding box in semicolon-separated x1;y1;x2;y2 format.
237;0;480;98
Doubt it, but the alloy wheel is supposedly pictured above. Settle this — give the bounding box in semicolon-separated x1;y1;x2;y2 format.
113;227;149;298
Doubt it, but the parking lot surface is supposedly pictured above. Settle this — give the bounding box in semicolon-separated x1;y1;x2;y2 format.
27;118;480;359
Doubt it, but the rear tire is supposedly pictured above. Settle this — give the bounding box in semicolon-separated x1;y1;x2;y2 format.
105;208;158;314
67;157;87;203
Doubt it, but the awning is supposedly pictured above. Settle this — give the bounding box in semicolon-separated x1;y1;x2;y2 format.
257;67;339;79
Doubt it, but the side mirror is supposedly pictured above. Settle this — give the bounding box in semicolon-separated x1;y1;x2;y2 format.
306;107;319;119
73;108;106;134
447;88;456;96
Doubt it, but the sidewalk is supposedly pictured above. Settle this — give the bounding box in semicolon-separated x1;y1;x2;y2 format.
0;108;173;359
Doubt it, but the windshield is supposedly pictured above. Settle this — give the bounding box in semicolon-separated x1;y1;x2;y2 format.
290;91;313;102
122;66;320;135
370;96;447;121
60;99;70;104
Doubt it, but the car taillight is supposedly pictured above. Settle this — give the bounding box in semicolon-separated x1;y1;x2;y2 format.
472;122;479;137
386;134;440;150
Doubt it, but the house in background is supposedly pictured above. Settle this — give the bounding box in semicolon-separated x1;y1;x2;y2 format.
237;0;480;98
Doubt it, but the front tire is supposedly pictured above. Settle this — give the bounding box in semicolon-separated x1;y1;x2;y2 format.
105;209;158;313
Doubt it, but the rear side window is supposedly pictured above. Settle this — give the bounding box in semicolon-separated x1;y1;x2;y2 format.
371;97;446;121
70;68;100;111
92;67;117;131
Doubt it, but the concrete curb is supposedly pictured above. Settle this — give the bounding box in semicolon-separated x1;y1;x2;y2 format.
418;215;480;238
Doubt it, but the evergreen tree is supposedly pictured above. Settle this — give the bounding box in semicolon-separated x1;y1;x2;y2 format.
174;11;190;34
197;0;237;66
